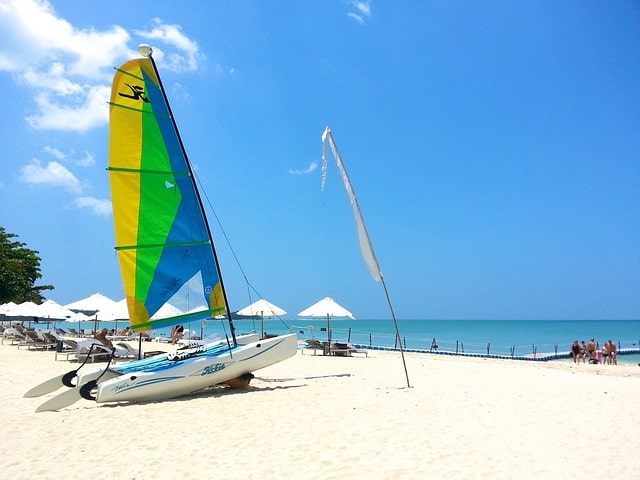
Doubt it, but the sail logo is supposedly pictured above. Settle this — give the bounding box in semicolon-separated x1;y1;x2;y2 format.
118;83;149;103
202;363;225;376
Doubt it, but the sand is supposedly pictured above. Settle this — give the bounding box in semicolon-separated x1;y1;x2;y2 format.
1;339;638;479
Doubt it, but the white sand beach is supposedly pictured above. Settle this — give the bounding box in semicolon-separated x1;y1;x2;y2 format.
1;340;638;480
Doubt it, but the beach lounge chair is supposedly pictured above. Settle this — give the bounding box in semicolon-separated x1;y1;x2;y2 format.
20;330;53;350
301;339;328;356
1;327;26;345
347;343;368;357
75;340;141;363
330;342;369;357
55;339;81;361
75;340;114;363
330;342;352;356
114;342;140;359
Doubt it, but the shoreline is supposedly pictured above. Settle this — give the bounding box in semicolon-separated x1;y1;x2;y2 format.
1;340;639;479
350;343;640;363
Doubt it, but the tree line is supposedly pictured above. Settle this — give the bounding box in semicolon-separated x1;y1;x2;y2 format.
0;227;53;304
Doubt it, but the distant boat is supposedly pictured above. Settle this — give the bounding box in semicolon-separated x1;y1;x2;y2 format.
26;45;297;411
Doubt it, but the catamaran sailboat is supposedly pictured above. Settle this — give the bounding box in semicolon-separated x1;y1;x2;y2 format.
26;45;297;411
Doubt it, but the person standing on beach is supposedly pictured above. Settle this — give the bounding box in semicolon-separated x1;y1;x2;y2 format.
579;341;587;363
601;342;610;365
171;324;184;344
571;340;580;363
587;338;596;361
608;340;617;365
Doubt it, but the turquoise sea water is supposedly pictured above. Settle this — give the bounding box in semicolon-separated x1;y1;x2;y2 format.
50;318;639;362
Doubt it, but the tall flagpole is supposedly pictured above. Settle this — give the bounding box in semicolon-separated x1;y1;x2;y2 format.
322;126;411;388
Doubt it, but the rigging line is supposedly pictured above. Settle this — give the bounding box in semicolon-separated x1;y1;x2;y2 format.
192;173;251;286
192;173;292;330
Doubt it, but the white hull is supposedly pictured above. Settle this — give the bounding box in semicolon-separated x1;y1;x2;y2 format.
42;334;297;410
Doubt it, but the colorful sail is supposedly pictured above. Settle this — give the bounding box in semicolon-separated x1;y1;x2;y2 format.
108;56;226;332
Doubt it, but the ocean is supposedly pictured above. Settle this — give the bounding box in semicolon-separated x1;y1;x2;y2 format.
50;317;640;364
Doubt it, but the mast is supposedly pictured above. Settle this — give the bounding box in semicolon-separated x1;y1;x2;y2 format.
140;45;237;345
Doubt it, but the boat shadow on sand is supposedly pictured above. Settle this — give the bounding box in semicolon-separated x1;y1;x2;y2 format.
63;374;353;410
256;373;352;382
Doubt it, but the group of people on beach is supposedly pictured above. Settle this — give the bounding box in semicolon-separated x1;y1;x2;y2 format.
570;338;617;365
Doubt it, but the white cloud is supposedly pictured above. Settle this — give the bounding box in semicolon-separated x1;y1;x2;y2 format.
77;152;95;168
43;146;95;167
74;196;112;216
134;18;202;72
23;63;83;95
26;84;110;132
0;0;131;79
20;159;82;194
347;1;371;24
0;0;201;132
289;162;318;175
347;13;364;25
43;145;65;160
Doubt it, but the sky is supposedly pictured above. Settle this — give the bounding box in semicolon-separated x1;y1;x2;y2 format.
0;0;639;320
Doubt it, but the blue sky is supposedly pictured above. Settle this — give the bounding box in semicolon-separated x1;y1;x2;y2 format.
1;0;639;320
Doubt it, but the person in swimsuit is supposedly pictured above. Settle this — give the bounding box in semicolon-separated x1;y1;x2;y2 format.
171;324;184;344
94;328;113;348
601;343;610;365
607;340;617;365
587;338;596;361
579;341;587;363
571;340;580;363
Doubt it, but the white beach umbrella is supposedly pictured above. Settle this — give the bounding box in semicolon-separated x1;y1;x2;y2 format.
237;299;287;339
65;293;119;332
10;301;42;319
37;299;75;319
99;299;129;321
0;301;18;315
298;297;354;345
1;301;44;327
66;311;93;322
35;299;78;327
0;302;18;324
64;292;119;315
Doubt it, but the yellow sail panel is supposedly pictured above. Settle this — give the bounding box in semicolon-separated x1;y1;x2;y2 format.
109;59;152;325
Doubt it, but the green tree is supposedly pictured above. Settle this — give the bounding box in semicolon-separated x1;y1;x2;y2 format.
0;227;54;303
